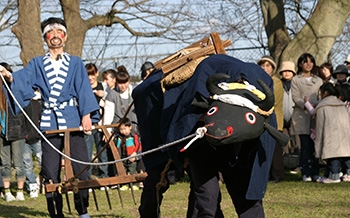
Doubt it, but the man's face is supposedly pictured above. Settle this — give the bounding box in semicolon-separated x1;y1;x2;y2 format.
44;27;67;48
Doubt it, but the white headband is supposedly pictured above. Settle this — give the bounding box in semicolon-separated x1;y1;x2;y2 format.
212;94;259;112
211;93;274;116
42;23;67;37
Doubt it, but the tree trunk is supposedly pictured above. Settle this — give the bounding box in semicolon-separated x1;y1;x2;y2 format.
11;0;44;66
60;0;89;57
280;0;350;68
261;0;350;70
260;0;290;64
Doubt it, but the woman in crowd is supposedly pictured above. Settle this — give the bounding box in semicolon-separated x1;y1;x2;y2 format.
290;53;323;182
0;62;27;202
257;55;285;183
84;63;108;180
319;62;334;83
279;61;299;156
103;67;138;176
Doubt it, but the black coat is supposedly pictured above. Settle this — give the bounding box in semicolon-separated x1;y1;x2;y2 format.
132;70;169;170
2;102;27;141
24;99;42;144
135;54;277;200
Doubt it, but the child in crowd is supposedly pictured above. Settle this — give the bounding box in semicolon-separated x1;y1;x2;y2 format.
305;82;350;183
115;118;140;190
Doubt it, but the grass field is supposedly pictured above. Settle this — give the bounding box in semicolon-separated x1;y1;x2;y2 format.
1;171;350;218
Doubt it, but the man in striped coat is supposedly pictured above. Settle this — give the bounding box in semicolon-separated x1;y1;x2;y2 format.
1;17;99;218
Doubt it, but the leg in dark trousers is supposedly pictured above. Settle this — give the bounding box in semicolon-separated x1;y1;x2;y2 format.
219;141;265;218
139;162;170;218
41;133;89;217
107;147;117;176
70;133;90;215
187;140;224;218
41;135;65;218
299;134;319;178
269;142;285;182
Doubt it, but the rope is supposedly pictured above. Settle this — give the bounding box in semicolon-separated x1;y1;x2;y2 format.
0;73;203;166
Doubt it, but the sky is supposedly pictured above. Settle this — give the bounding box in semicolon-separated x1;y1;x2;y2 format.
0;0;349;75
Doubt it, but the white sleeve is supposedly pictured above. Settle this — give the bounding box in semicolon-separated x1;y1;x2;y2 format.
103;99;115;134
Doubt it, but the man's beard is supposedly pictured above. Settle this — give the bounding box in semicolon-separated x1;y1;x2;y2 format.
49;37;63;47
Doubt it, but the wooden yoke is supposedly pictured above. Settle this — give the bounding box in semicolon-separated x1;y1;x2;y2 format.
44;124;147;193
154;32;232;74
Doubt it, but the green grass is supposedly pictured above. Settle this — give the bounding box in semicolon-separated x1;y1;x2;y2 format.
1;171;350;218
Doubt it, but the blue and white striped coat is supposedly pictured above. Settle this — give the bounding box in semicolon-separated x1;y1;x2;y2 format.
7;53;99;132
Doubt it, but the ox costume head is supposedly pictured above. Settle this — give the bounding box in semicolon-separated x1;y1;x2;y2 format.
193;73;289;147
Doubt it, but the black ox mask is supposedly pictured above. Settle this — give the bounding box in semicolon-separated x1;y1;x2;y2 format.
193;73;289;147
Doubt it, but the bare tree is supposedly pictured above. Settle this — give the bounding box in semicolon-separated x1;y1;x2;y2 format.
11;0;43;65
10;0;194;66
194;0;350;67
3;0;350;69
0;0;18;61
263;0;350;67
0;0;17;32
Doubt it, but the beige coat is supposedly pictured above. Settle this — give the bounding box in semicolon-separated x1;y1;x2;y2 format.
314;96;350;160
290;74;323;135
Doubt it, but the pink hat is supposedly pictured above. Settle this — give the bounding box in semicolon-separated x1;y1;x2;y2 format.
279;61;296;75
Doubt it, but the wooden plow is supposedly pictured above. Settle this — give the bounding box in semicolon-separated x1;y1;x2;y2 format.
44;124;147;213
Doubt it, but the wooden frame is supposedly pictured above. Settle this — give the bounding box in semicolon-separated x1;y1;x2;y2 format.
154;32;232;74
44;124;147;193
